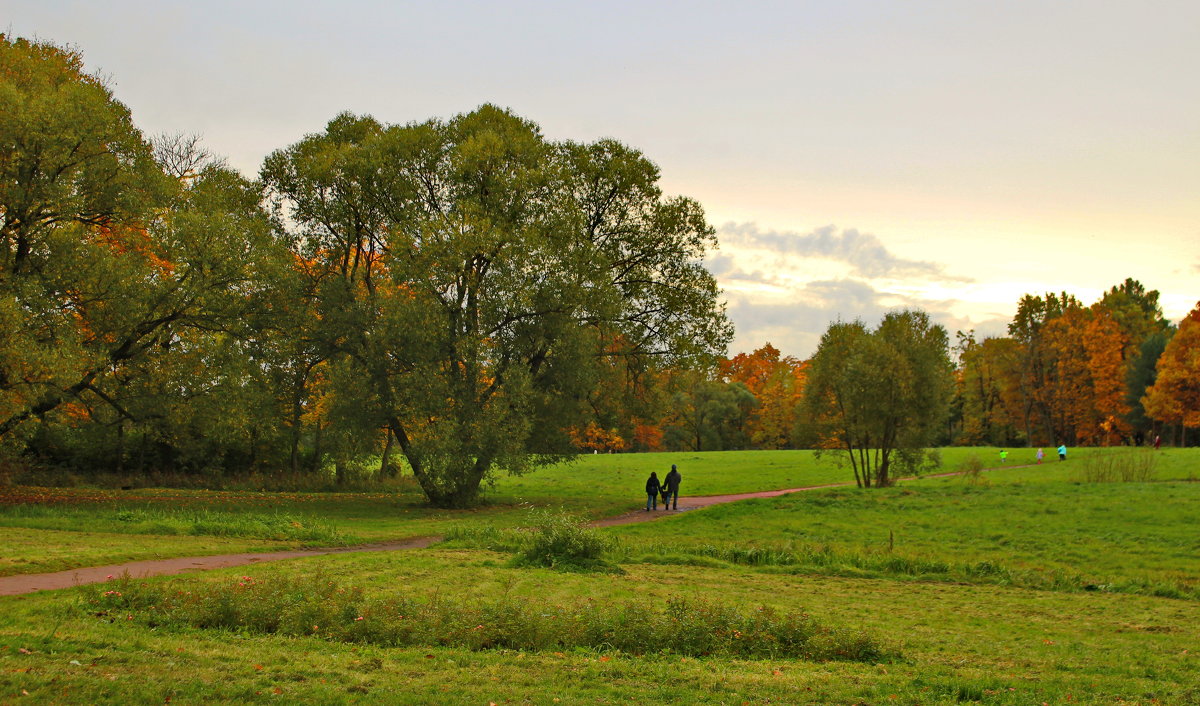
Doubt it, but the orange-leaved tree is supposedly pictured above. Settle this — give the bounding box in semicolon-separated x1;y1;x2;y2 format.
1142;302;1200;432
719;343;807;449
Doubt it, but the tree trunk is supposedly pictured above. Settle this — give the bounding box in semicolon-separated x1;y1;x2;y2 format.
310;419;323;472
379;427;395;478
115;420;125;474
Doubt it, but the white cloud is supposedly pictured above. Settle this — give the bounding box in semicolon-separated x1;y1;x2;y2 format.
711;222;1004;358
718;222;971;282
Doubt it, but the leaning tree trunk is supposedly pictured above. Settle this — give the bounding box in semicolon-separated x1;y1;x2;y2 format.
379;428;395;478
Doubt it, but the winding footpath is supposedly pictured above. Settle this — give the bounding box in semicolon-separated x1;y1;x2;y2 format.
0;464;1030;597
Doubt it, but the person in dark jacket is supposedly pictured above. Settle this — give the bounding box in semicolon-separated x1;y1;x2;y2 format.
663;464;682;510
645;472;661;511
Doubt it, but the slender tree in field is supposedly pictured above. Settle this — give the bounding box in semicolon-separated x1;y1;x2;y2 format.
1143;302;1200;440
262;107;731;507
802;310;953;487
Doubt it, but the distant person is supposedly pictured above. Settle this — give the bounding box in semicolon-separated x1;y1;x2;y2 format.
999;449;1008;464
1154;435;1161;451
1036;448;1044;464
1057;445;1067;461
645;472;661;511
664;464;682;510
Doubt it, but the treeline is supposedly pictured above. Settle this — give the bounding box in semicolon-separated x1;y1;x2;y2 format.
954;281;1197;448
2;36;1196;502
589;283;1198;455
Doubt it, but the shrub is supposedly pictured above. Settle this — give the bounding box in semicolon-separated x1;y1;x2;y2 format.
957;453;986;485
80;573;898;663
511;509;621;573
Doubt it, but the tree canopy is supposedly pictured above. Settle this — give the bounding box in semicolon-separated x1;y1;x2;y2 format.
260;106;731;506
801;310;953;487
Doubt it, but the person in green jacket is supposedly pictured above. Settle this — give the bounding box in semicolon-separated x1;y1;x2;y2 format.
1057;445;1067;461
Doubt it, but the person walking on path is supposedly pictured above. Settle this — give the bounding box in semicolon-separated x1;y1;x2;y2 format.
663;464;682;510
1036;448;1044;464
999;449;1008;464
1057;444;1067;461
645;472;662;511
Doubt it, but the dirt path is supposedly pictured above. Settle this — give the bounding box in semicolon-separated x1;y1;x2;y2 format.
1;463;1034;597
590;481;854;527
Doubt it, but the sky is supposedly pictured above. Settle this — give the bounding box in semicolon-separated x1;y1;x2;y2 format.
7;0;1198;357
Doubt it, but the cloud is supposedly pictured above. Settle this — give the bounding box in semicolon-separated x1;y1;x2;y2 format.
707;221;998;357
718;222;970;282
722;278;1010;359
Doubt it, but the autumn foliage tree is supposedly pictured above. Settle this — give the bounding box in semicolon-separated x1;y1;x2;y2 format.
987;283;1170;447
1;35;284;473
719;344;807;449
1142;302;1200;437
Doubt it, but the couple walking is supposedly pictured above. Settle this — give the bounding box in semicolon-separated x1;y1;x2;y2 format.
645;465;681;511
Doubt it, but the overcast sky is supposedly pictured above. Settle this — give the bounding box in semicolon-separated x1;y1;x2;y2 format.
8;1;1198;357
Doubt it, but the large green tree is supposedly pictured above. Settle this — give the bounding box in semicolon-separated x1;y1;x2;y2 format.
0;35;284;471
262;106;730;506
802;310;953;487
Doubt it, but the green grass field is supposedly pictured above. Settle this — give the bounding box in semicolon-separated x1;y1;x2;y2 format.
1;448;1198;703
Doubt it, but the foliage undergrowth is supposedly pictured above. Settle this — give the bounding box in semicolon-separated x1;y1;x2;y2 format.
1072;448;1158;483
510;510;621;573
80;573;895;662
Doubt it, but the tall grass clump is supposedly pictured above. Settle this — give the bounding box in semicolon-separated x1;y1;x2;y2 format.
510;509;621;573
80;573;897;662
1074;449;1157;483
440;524;525;552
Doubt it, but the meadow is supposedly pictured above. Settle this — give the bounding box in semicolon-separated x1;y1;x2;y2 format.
1;448;1198;703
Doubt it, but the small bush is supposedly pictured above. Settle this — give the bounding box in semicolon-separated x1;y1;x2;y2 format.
80;573;898;663
893;448;941;478
957;453;986;484
511;509;621;573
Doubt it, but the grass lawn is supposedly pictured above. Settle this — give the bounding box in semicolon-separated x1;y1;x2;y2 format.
1;548;1197;703
1;448;1198;703
0;527;298;577
612;475;1200;599
0;448;1193;576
